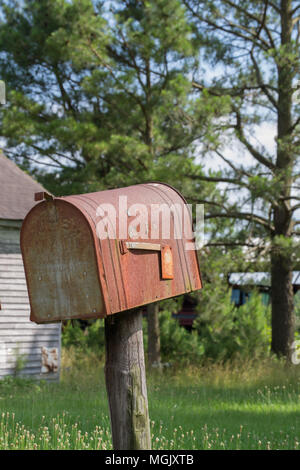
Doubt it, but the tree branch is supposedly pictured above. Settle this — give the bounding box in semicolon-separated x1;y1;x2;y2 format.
205;241;263;248
214;149;252;178
28;143;68;169
205;211;274;232
269;1;281;14
187;173;248;187
188;197;228;211
183;1;271;51
292;15;300;26
192;80;277;98
52;64;77;117
289;115;300;133
234;108;276;171
250;49;278;109
87;40;147;114
292;4;300;15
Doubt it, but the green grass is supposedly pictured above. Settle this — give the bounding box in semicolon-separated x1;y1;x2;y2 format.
0;350;300;450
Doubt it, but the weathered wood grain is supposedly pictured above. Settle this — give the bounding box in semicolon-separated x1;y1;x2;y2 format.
105;309;151;450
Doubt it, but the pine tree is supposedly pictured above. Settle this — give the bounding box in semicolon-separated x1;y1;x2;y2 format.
184;0;300;358
0;0;226;363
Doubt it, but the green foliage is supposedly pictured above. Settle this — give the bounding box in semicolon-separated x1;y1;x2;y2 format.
0;0;298;362
195;283;271;361
295;291;300;318
159;310;205;365
295;291;300;333
61;284;272;365
150;299;205;365
61;321;86;349
0;0;226;202
234;292;271;355
13;352;28;377
0;375;42;393
192;244;272;361
271;235;300;268
62;305;205;366
1;357;300;450
62;320;105;355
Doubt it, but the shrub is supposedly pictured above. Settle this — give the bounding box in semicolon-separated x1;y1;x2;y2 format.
62;321;86;349
195;285;271;361
61;286;272;366
62;319;105;356
143;298;205;366
159;309;205;364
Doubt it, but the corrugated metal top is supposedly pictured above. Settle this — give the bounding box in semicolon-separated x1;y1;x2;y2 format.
229;272;300;287
0;152;45;220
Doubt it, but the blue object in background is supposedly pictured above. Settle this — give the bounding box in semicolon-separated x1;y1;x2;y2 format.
231;288;270;307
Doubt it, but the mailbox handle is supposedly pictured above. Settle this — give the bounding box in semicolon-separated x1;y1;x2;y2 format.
125;241;161;252
119;241;174;280
119;241;161;254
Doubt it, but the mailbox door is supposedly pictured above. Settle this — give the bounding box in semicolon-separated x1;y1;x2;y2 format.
21;200;105;323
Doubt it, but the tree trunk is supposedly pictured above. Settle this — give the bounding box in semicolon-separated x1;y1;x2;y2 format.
147;302;161;367
271;0;295;358
271;251;295;358
104;309;151;450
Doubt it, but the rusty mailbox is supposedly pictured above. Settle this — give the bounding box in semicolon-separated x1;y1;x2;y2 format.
21;183;202;323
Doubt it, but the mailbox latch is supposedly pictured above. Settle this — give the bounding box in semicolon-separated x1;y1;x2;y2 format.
119;241;174;280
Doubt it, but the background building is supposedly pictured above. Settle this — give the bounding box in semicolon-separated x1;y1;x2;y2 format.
0;152;61;380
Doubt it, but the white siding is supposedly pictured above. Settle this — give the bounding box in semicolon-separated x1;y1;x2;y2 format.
0;254;61;381
0;220;21;254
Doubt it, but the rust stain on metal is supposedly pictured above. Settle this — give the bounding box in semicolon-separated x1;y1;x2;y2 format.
161;246;174;280
21;200;104;323
119;240;128;255
21;183;202;324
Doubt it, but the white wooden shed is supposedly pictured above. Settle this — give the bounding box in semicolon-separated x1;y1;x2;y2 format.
0;152;61;381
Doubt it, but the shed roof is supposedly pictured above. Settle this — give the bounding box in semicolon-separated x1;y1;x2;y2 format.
0;152;45;220
228;272;300;287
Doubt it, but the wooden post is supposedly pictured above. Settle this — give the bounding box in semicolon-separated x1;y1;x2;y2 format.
105;308;151;450
147;302;161;368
